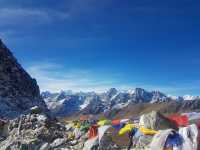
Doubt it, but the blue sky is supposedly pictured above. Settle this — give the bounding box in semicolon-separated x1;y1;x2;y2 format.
0;0;200;95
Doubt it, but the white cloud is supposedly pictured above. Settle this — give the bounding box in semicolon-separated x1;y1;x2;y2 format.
0;8;69;26
27;62;116;92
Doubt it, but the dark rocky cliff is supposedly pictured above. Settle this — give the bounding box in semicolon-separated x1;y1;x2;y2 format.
0;39;47;118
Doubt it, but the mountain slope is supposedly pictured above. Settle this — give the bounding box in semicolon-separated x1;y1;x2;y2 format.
0;39;47;118
42;87;200;117
42;88;194;117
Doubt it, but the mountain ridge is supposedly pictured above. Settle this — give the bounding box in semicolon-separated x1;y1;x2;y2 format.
0;39;47;118
42;88;200;117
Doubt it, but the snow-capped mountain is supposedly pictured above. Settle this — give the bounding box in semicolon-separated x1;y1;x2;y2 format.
42;88;200;117
168;95;183;101
183;95;200;101
41;88;173;116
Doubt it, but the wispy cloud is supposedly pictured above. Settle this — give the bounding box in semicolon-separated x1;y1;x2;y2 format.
26;62;200;95
0;0;107;27
26;62;117;92
0;8;69;27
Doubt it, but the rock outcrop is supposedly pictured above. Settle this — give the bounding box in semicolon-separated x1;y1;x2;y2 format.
0;39;47;118
0;111;67;150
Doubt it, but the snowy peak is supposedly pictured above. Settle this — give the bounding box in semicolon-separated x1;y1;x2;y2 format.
106;88;118;98
183;95;200;101
151;90;167;102
133;88;152;101
168;95;183;101
134;88;146;94
55;91;67;101
127;89;135;95
41;91;52;99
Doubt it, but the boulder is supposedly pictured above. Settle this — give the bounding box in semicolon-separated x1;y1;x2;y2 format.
30;106;42;114
39;143;50;150
139;111;177;130
50;138;66;148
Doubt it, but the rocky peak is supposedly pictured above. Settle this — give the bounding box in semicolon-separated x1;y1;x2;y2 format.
151;90;167;100
106;88;118;98
133;88;152;101
55;91;67;101
0;40;40;98
0;39;47;118
134;88;146;95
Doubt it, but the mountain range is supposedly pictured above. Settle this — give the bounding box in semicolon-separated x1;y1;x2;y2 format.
41;88;200;117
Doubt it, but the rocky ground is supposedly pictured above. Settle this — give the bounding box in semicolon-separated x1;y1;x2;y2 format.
0;106;119;150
